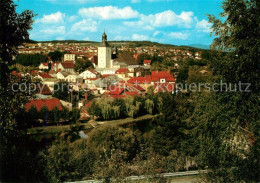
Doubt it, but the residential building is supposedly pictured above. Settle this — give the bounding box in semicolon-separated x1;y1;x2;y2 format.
64;54;75;62
57;62;75;73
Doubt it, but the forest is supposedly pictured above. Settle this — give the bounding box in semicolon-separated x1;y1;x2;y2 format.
15;53;48;66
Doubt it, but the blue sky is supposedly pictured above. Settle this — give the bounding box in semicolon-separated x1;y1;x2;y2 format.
16;0;223;45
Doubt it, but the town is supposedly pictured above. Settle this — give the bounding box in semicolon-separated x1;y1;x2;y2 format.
13;32;204;125
1;0;258;182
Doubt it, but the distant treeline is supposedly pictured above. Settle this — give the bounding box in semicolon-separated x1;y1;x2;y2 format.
27;39;206;50
15;54;48;66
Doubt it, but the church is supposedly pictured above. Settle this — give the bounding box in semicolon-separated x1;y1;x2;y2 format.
96;32;139;75
97;32;112;69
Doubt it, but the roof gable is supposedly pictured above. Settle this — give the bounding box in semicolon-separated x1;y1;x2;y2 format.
25;98;63;112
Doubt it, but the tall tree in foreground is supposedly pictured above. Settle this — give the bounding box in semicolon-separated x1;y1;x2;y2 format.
0;0;37;181
191;0;260;182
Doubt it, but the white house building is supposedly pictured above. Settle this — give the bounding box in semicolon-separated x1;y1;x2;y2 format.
39;63;49;70
64;54;75;62
57;71;71;81
65;74;83;83
79;70;99;79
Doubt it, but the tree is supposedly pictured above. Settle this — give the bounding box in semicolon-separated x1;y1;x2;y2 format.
0;1;36;182
53;82;69;101
190;0;260;181
71;107;80;123
0;1;35;85
15;54;48;66
74;59;93;73
40;105;49;123
28;105;38;125
137;53;151;65
48;51;63;62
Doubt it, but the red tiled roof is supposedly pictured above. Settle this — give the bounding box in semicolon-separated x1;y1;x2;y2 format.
31;70;39;75
143;60;151;64
102;74;115;78
11;71;22;77
108;84;126;95
36;84;52;95
110;95;126;99
151;71;175;82
127;76;151;84
87;78;98;81
124;91;140;97
132;84;146;91
61;62;74;68
39;73;52;78
25;98;63;112
115;68;128;74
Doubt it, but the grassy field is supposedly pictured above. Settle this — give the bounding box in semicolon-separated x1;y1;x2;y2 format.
27;114;159;135
97;114;159;126
27;123;94;135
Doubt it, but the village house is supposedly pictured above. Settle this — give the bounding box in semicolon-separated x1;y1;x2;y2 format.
39;62;49;70
127;76;152;92
35;73;52;81
115;68;129;79
25;98;63;112
57;62;75;73
151;71;175;84
65;74;83;83
79;70;99;79
56;71;71;81
143;60;152;66
43;78;58;91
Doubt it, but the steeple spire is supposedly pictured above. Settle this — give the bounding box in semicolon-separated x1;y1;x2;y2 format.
102;30;107;44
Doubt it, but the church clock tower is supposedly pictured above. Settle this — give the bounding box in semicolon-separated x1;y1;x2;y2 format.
98;31;112;68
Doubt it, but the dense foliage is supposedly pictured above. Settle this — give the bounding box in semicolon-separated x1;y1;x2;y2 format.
52;82;70;101
48;51;63;62
88;95;159;120
15;53;48;66
21;106;80;127
0;0;35;181
74;59;94;73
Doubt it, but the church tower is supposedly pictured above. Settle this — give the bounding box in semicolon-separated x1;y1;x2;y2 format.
98;31;112;68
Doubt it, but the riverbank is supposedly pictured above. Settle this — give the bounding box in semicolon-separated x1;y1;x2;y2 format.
27;114;160;135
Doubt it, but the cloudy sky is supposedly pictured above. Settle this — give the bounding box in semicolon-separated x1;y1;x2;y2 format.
16;0;223;45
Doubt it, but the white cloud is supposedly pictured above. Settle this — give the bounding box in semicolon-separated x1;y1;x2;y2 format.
168;32;190;40
36;11;65;24
68;15;78;22
131;0;141;3
196;19;212;33
153;31;160;37
40;26;65;34
78;6;139;20
71;19;97;32
132;34;149;40
124;10;195;29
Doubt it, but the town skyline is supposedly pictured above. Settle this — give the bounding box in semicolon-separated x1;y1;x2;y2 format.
16;0;223;46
